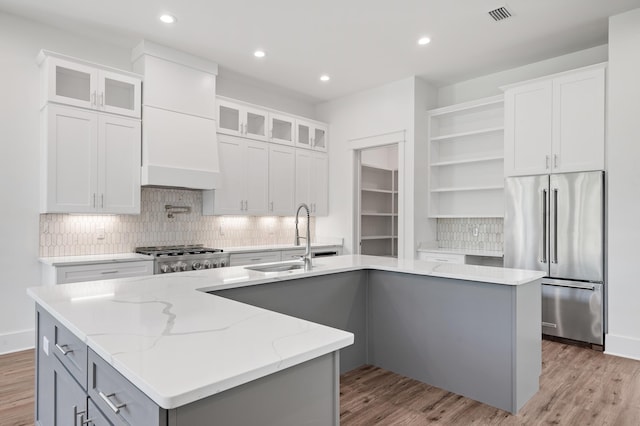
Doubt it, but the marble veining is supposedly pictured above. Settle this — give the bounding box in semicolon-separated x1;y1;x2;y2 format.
28;255;544;409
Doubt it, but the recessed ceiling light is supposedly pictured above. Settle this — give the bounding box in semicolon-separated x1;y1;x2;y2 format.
320;75;330;82
254;50;266;58
160;14;177;24
418;36;431;45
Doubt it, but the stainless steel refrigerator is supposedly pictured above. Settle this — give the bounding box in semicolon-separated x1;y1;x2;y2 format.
504;171;604;347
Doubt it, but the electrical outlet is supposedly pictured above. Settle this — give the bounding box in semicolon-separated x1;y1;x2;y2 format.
96;226;105;240
219;225;225;236
473;226;479;237
43;336;49;356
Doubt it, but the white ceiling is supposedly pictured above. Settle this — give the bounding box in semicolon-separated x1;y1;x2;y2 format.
1;0;639;103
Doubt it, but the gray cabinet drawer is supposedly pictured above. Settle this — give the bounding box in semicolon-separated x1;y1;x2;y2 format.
229;251;281;266
88;349;165;426
56;260;153;284
52;313;88;390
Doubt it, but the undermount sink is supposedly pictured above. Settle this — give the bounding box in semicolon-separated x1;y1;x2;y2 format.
245;260;307;273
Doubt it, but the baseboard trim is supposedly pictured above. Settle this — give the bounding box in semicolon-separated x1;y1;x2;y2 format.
604;333;640;361
0;329;35;355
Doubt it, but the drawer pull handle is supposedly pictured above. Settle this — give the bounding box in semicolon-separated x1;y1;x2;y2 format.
542;321;557;329
100;270;119;274
55;343;73;356
99;391;126;414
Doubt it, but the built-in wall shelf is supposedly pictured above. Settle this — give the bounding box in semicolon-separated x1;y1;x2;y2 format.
361;235;398;241
429;126;505;142
361;188;398;194
430;214;505;219
431;185;504;193
361;212;398;217
430;156;504;167
428;95;505;218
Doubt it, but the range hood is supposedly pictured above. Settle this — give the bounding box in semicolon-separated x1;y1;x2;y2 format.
132;40;221;190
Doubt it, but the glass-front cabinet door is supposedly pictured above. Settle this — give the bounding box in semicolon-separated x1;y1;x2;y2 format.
296;120;312;149
99;70;141;118
217;100;243;137
47;57;98;110
269;113;295;146
243;106;268;141
313;124;328;152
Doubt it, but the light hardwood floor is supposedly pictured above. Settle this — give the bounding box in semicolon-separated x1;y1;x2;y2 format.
1;340;639;425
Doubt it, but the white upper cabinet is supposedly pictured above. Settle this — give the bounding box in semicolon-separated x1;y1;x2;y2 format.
296;120;328;152
269;112;295;146
268;144;296;215
217;99;268;141
42;104;141;214
39;51;141;118
295;150;328;216
39;51;142;214
504;64;605;176
211;134;269;215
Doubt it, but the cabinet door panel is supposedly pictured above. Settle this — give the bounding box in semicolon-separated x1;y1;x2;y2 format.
295;150;312;208
99;70;141;118
47;57;97;110
217;99;243;137
98;115;141;214
245;141;269;215
244;105;269;141
504;81;552;176
215;136;245;214
311;153;328;216
552;68;605;173
269;113;295;146
269;145;295;215
44;105;98;213
52;356;87;426
296;120;312;149
312;124;328;152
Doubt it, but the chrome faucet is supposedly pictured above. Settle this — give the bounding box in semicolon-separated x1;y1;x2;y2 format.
295;203;312;269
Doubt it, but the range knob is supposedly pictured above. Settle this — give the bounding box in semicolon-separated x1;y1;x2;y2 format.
192;262;202;270
220;259;227;268
203;260;211;269
179;262;187;272
160;264;170;274
170;263;179;272
212;261;219;269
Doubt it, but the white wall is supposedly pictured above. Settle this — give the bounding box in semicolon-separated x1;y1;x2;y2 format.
316;77;438;257
0;12;132;354
605;7;640;360
217;67;317;119
437;45;608;107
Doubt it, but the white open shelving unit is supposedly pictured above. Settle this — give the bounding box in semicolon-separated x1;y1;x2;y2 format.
360;164;398;257
427;95;505;218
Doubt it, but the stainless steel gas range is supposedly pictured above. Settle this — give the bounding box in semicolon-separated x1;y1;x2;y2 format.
135;245;230;274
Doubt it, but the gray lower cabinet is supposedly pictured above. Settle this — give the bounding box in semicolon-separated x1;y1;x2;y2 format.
36;304;340;426
214;271;368;372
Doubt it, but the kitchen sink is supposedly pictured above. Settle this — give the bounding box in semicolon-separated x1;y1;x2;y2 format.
245;260;308;273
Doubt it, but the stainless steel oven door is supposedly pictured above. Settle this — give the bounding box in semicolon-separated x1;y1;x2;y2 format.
541;279;603;346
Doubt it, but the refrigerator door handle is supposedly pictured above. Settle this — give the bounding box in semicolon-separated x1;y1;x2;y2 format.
551;188;558;264
540;188;548;263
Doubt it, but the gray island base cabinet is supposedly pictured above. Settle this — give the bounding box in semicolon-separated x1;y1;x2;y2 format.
216;270;541;414
35;305;340;426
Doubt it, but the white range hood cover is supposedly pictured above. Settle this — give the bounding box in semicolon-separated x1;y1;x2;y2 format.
133;40;220;190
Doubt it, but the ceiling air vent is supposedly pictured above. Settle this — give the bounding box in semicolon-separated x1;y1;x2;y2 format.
488;6;512;21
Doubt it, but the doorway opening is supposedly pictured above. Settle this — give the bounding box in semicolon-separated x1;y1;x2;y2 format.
356;145;399;257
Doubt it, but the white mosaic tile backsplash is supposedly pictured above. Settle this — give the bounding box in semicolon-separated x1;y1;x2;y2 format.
39;188;315;257
437;218;503;252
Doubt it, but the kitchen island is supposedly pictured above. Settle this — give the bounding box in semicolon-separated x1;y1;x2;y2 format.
28;255;544;425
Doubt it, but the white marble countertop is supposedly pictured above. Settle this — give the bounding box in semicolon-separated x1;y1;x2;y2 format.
39;253;154;266
416;247;504;258
28;255;543;410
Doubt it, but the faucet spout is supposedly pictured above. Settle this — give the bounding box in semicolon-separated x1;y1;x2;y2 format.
295;203;312;269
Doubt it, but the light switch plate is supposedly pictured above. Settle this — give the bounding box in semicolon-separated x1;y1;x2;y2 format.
43;336;49;356
96;226;105;240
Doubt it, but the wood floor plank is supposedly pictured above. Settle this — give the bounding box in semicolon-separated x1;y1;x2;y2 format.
2;340;640;425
